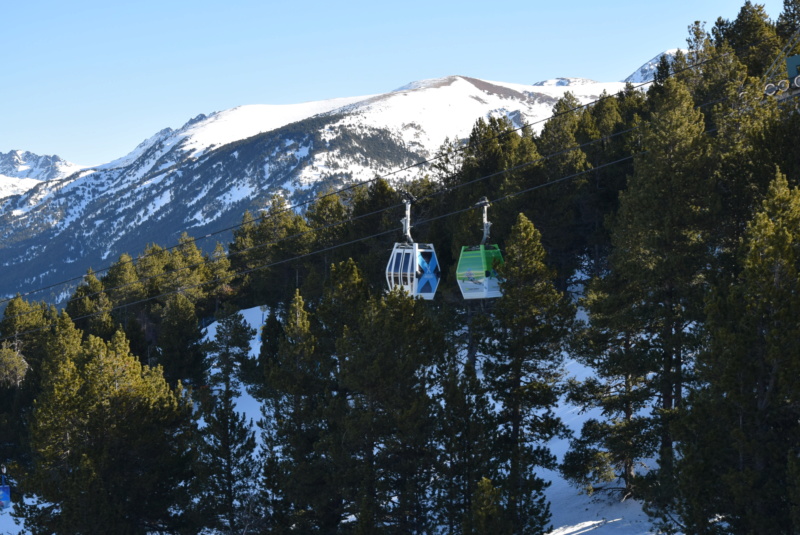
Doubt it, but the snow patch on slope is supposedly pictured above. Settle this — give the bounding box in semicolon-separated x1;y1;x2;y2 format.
624;49;683;84
0;176;41;198
173;96;378;159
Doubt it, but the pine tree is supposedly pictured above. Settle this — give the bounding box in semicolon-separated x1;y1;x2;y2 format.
194;312;261;534
165;233;212;304
205;242;235;318
102;253;148;356
262;289;346;532
574;91;629;274
470;477;511;534
229;210;258;305
255;307;283;401
22;323;196;534
156;292;206;386
103;253;145;309
585;76;714;524
135;243;171;301
249;194;312;307
65;268;116;340
434;356;498;534
0;342;28;388
532;92;592;286
0;297;57;462
777;0;800;44
563;270;656;499
303;190;350;298
345;178;400;292
336;289;445;533
313;258;371;356
479;213;573;534
715;1;782;77
675;171;800;534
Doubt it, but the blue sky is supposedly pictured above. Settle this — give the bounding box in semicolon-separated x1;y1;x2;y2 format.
1;0;785;166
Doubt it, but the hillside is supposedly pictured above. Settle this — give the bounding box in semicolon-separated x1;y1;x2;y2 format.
0;64;645;303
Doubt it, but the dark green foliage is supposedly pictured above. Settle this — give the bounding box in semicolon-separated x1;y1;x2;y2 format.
20;322;196;535
713;1;782;77
156;293;207;387
0;297;57;462
529;93;595;287
301;190;352;300
336;288;445;534
194;312;261;534
344;178;401;292
479;213;573;534
9;7;800;532
256;307;282;397
232;194;312;308
777;0;800;43
574;91;631;275
0;342;28;389
597;77;712;519
563;271;658;500
64;269;116;340
433;357;498;534
674;172;800;534
261;290;345;532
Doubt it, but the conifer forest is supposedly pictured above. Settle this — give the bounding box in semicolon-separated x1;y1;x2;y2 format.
4;2;800;533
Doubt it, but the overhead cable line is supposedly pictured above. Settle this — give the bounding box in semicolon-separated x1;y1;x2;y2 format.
0;73;664;306
0;148;648;344
0;120;649;325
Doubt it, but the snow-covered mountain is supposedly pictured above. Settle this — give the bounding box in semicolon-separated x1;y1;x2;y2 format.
624;49;683;84
0;150;85;199
0;54;667;303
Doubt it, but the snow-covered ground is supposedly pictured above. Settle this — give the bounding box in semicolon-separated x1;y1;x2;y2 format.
0;306;657;534
0;176;41;199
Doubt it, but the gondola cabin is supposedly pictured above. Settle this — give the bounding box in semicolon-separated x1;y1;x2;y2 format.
385;192;440;300
456;197;504;300
386;242;440;300
456;244;503;299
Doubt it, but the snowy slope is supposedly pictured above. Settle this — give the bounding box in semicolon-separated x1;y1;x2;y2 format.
624;49;682;84
0;176;41;199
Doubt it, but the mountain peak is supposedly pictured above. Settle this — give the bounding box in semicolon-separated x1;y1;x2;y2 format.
624;49;683;84
0;150;85;200
0;150;82;180
392;76;466;92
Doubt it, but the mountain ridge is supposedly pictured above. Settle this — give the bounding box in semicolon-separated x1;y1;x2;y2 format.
0;52;673;302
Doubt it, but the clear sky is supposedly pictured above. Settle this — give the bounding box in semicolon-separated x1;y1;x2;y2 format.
1;0;785;166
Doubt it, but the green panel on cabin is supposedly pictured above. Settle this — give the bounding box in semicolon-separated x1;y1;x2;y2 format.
456;244;504;299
